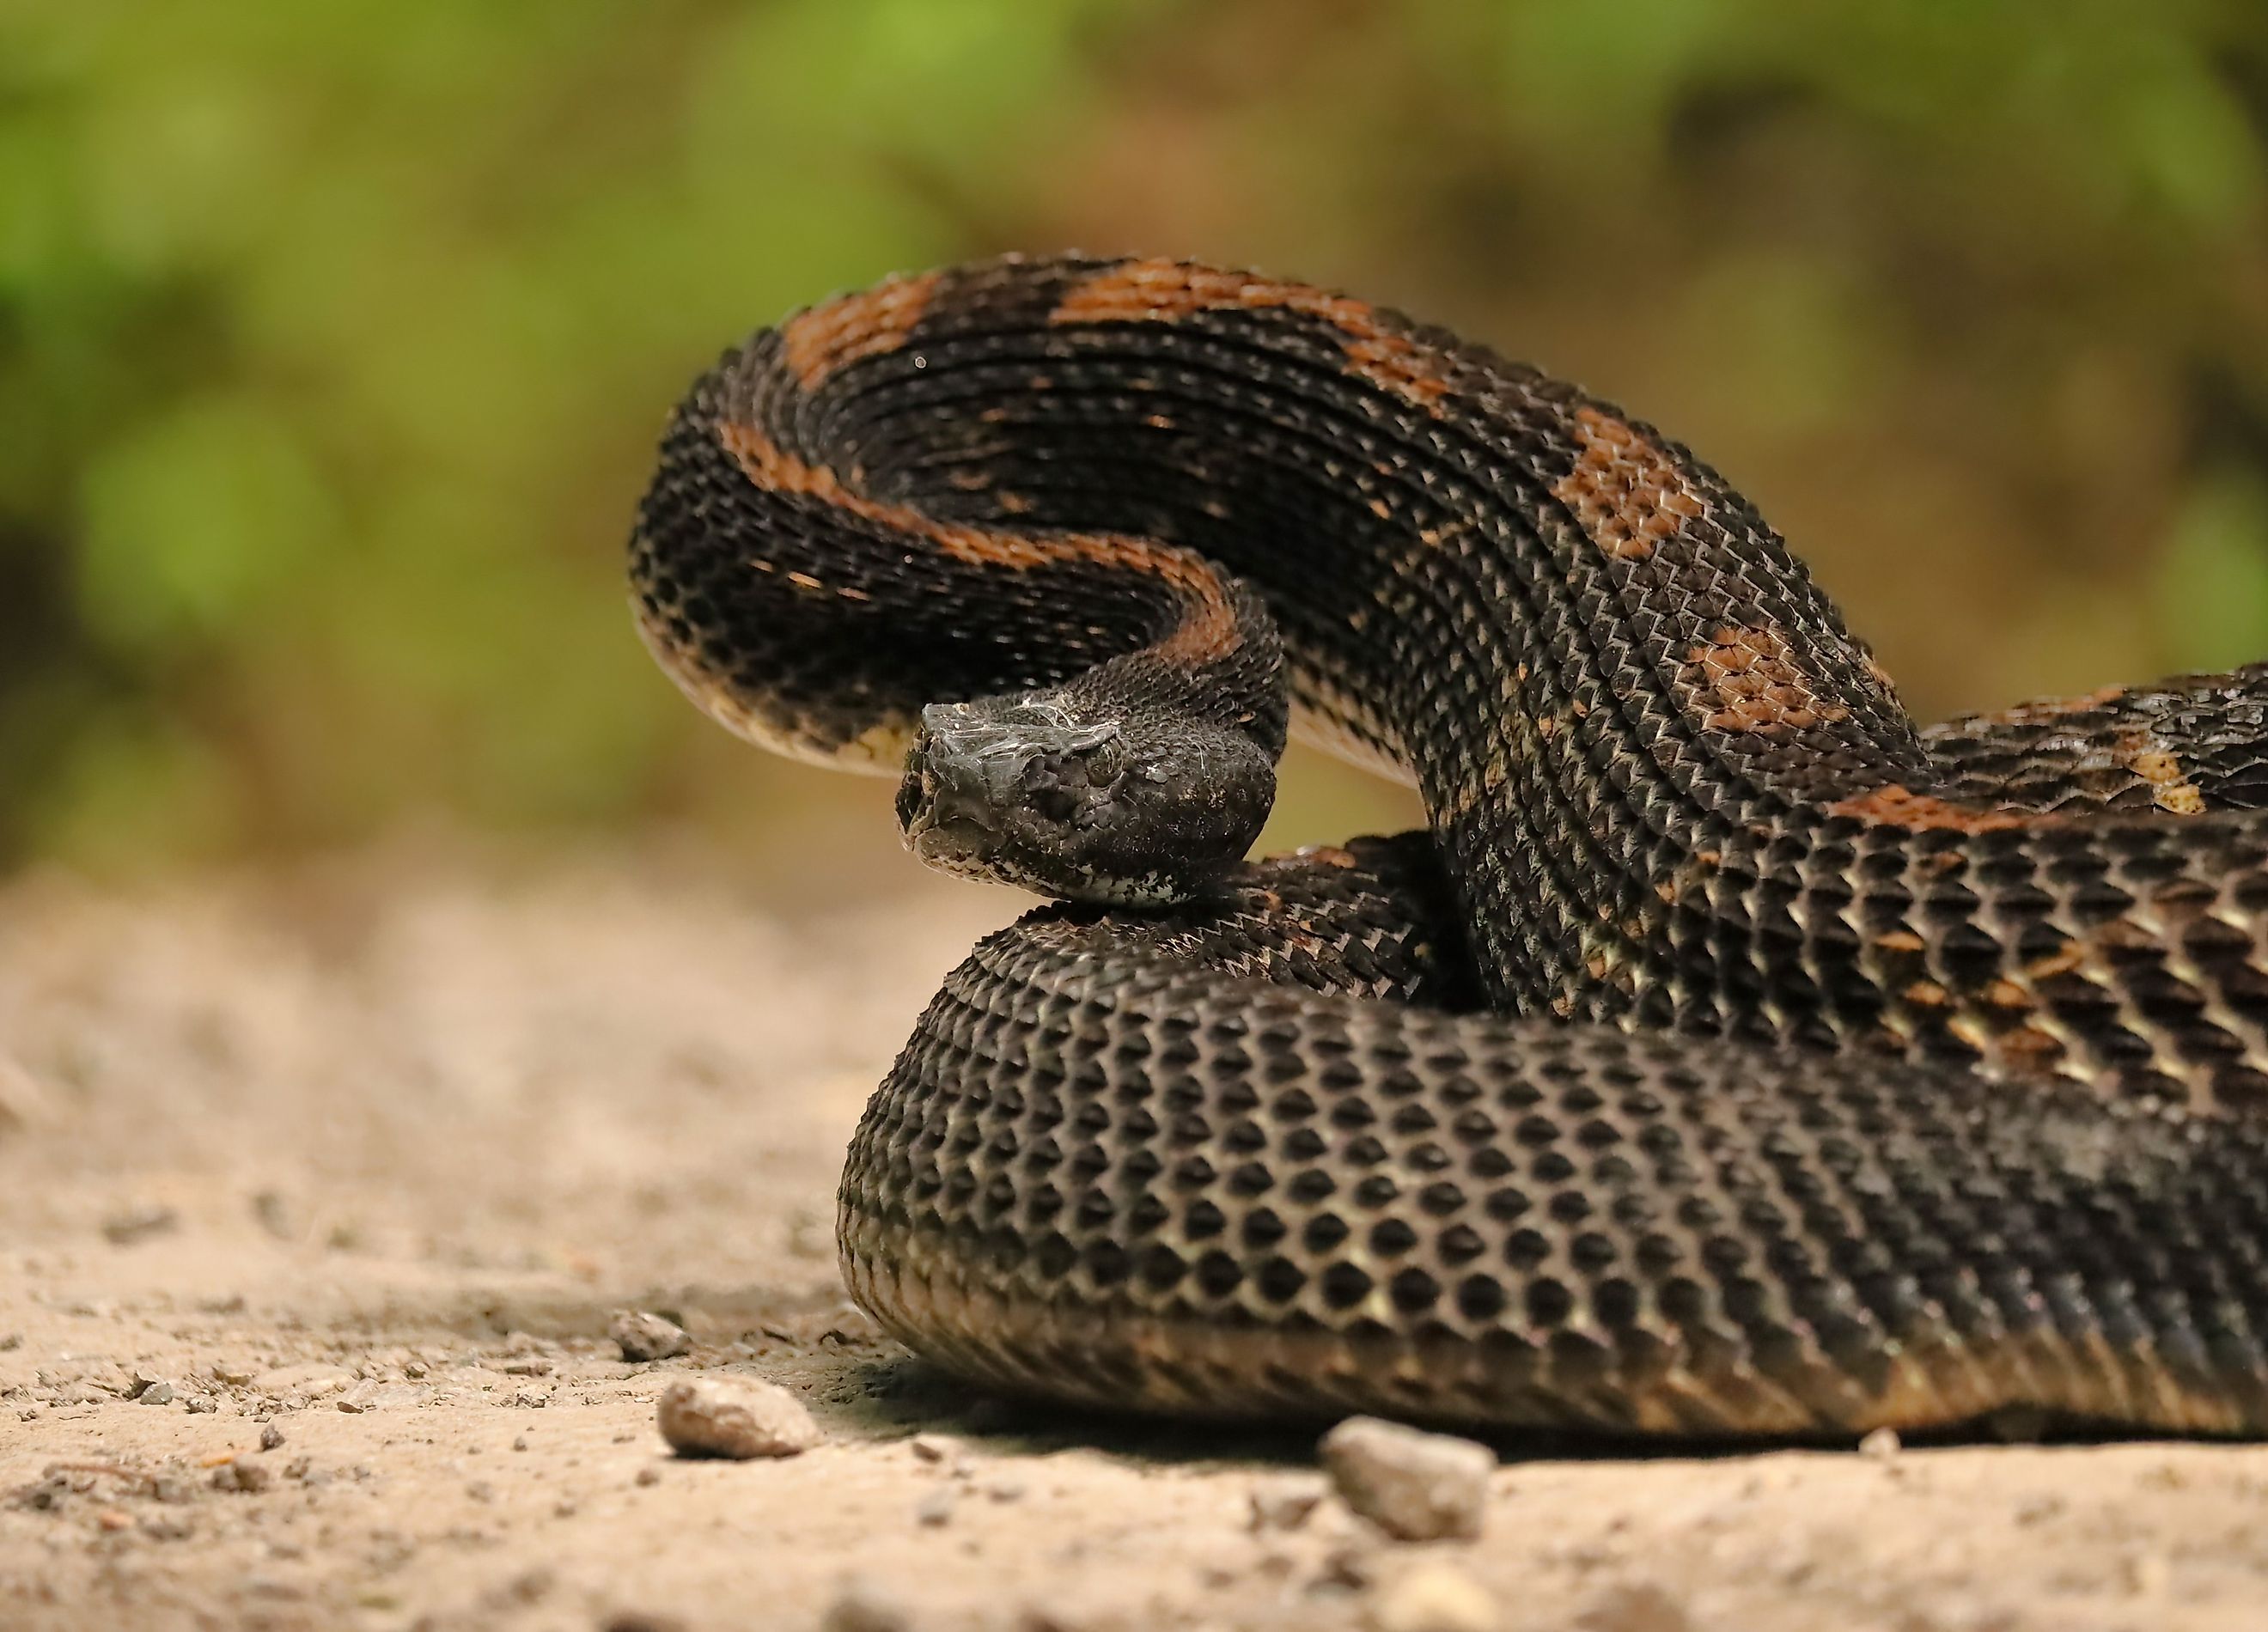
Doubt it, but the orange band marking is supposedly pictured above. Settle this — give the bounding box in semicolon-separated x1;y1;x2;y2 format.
1687;624;1850;735
779;270;944;389
1049;259;1454;415
716;420;1240;662
1553;406;1709;562
1828;784;2048;833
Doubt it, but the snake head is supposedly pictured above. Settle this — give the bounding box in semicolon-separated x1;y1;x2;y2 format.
896;694;1275;905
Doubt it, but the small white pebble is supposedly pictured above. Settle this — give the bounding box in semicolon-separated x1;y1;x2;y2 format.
1858;1427;1901;1461
1371;1562;1497;1632
209;1460;271;1494
656;1375;823;1459
1248;1480;1326;1532
915;1487;956;1526
611;1309;692;1362
1320;1416;1493;1543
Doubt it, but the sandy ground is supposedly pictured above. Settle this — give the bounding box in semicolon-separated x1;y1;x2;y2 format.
4;845;2268;1632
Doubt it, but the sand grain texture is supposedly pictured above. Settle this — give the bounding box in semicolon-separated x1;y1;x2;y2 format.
3;849;2267;1631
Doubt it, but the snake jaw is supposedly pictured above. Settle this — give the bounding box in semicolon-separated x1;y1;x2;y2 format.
897;697;1272;904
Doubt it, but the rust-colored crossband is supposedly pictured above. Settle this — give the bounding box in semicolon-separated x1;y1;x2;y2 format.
778;270;943;389
1553;406;1710;562
1687;623;1850;735
715;420;1242;662
1829;783;2050;833
1050;259;1454;415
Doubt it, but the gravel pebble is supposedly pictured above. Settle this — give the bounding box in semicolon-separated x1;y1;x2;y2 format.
1371;1563;1497;1632
1320;1416;1493;1542
655;1375;822;1459
915;1488;956;1526
822;1574;914;1632
1249;1480;1325;1532
249;1190;296;1239
336;1381;430;1413
1860;1428;1902;1461
254;1363;353;1401
101;1203;180;1245
137;1379;175;1406
259;1423;286;1452
611;1310;692;1362
600;1614;686;1632
210;1460;271;1493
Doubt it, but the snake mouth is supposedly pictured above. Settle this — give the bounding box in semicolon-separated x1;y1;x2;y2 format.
899;759;1038;885
894;701;1119;894
899;751;996;856
900;760;1133;898
904;806;998;870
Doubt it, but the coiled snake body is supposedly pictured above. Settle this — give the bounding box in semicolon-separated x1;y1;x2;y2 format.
632;256;2268;1435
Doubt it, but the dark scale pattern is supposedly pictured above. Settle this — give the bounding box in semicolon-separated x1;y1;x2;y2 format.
632;255;2268;1434
1924;666;2268;817
842;862;2268;1432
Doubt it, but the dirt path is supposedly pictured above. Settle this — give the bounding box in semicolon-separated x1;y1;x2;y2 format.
3;849;2265;1632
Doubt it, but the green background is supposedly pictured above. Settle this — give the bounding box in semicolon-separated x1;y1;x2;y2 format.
8;1;2268;878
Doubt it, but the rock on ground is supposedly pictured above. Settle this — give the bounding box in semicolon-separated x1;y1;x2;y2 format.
1320;1416;1494;1543
656;1375;824;1459
613;1308;692;1362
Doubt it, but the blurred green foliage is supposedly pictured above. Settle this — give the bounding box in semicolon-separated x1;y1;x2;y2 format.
6;1;2268;875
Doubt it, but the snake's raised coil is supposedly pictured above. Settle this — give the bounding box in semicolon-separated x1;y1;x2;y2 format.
632;255;2268;1436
